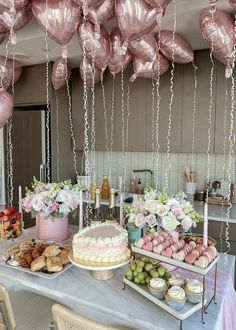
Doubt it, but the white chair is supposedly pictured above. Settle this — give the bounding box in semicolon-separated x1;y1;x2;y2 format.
52;304;121;330
0;283;55;330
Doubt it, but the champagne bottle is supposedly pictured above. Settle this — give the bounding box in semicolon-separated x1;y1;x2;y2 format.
92;188;104;224
107;188;118;223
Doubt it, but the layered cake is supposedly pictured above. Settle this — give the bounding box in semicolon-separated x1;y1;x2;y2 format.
72;223;131;266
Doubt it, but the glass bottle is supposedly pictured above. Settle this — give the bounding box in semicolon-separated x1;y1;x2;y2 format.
93;188;104;223
101;176;110;200
136;178;143;194
107;188;118;223
130;175;136;194
89;181;96;201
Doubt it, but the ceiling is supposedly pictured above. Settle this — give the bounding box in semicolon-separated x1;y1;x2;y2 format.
0;0;233;68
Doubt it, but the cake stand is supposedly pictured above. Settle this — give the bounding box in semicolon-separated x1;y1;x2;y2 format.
69;253;130;281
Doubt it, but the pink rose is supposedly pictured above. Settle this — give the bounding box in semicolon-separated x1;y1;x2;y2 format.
171;206;185;220
49;201;58;213
145;214;157;228
135;213;146;228
181;216;193;231
22;196;33;213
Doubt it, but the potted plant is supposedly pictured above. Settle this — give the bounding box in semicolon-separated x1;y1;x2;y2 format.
22;177;82;241
124;187;203;244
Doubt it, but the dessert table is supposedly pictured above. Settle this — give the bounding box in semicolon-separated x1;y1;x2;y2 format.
0;227;235;330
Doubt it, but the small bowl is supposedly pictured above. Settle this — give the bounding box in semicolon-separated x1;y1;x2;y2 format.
148;285;167;300
185;289;203;304
164;294;186;311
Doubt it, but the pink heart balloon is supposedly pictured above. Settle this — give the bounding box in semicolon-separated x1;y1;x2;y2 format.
130;52;169;81
0;0;29;10
116;0;158;42
145;0;172;8
0;90;13;129
0;3;32;31
80;56;102;89
109;27;132;76
229;0;236;9
0;56;22;89
158;30;194;63
88;0;114;26
200;8;235;65
77;21;110;72
129;33;157;62
52;57;72;90
32;0;82;46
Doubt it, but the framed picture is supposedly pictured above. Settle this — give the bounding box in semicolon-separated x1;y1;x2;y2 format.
207;179;233;205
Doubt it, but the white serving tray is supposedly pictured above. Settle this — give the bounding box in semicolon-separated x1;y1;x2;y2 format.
123;278;206;321
0;261;73;279
131;245;219;276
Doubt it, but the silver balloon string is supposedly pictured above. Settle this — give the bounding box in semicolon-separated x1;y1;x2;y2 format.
90;45;96;185
224;70;235;258
55;93;60;182
109;75;115;182
44;0;51;183
101;79;110;170
206;6;216;205
220;79;228;252
154;14;162;190
151;78;156;176
165;0;176;190
125;81;131;186
121;66;126;191
82;31;91;226
65;61;78;178
191;65;198;170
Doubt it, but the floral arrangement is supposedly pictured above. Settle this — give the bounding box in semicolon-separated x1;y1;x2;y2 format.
22;177;83;219
124;187;203;233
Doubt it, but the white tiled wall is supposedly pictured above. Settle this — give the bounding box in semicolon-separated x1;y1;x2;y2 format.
91;151;236;202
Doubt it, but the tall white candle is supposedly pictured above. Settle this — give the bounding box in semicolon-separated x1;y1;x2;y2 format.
203;202;208;247
120;193;123;228
79;190;83;230
19;186;24;230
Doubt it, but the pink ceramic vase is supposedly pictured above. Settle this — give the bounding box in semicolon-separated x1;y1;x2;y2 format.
37;213;69;242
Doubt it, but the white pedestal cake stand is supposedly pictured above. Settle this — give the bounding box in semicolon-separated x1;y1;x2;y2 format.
69;253;130;281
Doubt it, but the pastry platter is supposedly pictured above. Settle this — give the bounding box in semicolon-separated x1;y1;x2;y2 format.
0;239;73;279
69;252;131;280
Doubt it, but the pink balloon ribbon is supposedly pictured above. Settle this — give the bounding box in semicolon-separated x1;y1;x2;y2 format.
109;27;132;76
130;52;169;81
52;58;72;90
0;89;13;129
158;30;194;64
32;0;82;47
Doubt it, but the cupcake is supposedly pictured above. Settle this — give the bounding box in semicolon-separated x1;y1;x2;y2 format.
148;278;168;300
185;279;203;304
165;286;186;310
168;275;186;288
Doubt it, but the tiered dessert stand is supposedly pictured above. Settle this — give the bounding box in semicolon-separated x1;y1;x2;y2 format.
123;245;219;330
69;252;130;281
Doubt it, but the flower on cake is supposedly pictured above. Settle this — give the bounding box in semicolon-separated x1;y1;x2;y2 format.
22;177;83;219
124;186;203;233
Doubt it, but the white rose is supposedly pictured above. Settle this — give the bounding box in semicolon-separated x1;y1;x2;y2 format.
144;200;158;214
59;203;70;216
181;201;193;213
156;204;170;217
128;213;136;224
56;190;71;204
144;191;156;201
181;215;193;231
162;213;180;232
32;195;45;212
167;198;180;208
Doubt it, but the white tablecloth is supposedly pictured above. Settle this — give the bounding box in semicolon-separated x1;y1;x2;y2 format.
0;227;235;330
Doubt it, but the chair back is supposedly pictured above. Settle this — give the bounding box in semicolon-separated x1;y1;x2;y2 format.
0;284;16;330
52;304;120;330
